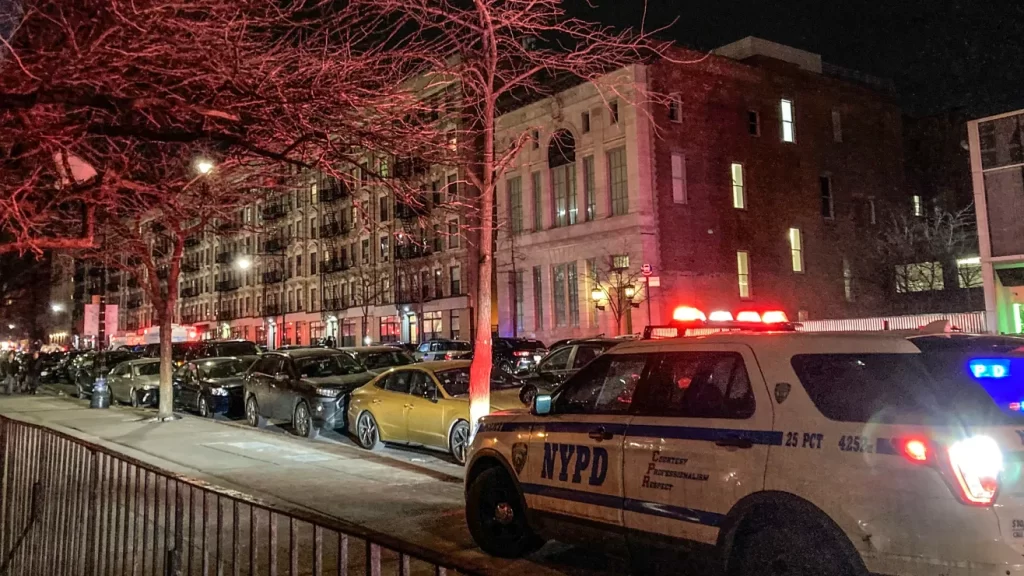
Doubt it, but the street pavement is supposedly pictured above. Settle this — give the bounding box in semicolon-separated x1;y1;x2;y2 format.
3;388;629;576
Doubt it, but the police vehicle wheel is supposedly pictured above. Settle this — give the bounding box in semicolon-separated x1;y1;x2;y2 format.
729;517;866;576
449;420;470;465
245;396;266;428
466;467;542;558
293;402;319;440
356;412;383;450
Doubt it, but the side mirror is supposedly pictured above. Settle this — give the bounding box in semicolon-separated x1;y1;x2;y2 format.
532;394;552;416
425;387;439;403
273;373;289;383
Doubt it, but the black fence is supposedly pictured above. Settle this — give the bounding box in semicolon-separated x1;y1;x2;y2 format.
0;417;477;576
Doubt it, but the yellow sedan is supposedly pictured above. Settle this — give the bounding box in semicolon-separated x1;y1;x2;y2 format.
347;361;523;464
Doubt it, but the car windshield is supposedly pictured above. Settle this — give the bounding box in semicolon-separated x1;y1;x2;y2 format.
358;350;414;370
437;367;471;396
201;360;247;379
295;354;365;378
133;362;161;377
216;342;259;356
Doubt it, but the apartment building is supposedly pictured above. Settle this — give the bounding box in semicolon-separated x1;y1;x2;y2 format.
494;37;906;343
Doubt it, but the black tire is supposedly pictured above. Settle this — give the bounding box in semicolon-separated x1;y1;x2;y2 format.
519;384;538;406
499;360;514;374
129;387;139;408
465;467;543;558
75;385;84;400
728;514;867;576
449;420;471;465
198;396;212;418
355;411;383;450
292;402;318;439
245;396;266;428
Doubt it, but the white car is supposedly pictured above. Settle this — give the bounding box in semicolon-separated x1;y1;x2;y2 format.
464;321;1023;576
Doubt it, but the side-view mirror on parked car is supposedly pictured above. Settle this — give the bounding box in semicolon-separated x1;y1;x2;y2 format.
532;394;551;416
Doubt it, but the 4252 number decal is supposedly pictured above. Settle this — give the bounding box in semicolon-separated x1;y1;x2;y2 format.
838;435;874;453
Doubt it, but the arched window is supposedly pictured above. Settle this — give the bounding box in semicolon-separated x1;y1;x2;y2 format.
548;130;578;227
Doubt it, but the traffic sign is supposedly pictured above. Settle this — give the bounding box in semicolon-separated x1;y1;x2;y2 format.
641;263;653;276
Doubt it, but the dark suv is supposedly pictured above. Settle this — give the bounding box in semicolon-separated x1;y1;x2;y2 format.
144;340;259;363
243;349;374;439
515;338;621;404
493;338;547;374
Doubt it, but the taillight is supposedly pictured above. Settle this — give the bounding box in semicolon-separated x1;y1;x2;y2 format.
513;350;531;357
947;435;1003;506
901;438;930;462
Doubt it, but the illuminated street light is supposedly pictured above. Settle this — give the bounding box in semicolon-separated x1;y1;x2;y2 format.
195;159;215;175
235;256;252;270
625;286;636;299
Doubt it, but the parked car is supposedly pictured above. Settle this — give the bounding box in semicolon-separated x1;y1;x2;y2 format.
243;349;374;439
340;346;416;375
413;339;472;362
173;356;259;418
37;352;67;384
515;338;622;404
106;358;162;406
75;350;140;398
348;361;524;464
492;338;547;374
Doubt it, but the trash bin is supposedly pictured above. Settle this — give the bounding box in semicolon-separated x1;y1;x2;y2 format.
90;376;111;409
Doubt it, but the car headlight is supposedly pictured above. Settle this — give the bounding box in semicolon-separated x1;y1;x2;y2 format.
40;370;50;377
316;387;341;397
209;387;229;396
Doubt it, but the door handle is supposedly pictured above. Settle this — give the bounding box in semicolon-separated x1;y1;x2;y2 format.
588;427;614;442
372;399;381;404
715;437;754;449
404;404;413;409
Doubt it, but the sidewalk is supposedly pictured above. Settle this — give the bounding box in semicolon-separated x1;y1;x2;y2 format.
0;394;617;576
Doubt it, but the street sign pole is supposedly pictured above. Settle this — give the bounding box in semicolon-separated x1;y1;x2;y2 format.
641;264;654;325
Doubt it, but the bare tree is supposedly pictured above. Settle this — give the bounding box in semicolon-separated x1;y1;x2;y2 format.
587;255;648;336
354;0;671;428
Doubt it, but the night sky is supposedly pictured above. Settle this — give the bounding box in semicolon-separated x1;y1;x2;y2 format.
570;0;1024;118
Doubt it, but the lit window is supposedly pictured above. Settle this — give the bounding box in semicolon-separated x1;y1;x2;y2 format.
672;153;687;204
731;163;745;209
789;228;804;273
820;176;834;219
780;99;795;143
957;257;983;289
737;251;751;298
832;109;843;143
912;195;923;217
668;95;681;122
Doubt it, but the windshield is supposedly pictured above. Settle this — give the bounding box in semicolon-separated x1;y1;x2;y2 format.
437;367;470;396
295;354;365;378
217;342;259;356
133;362;161;377
201;360;248;379
358;350;414;370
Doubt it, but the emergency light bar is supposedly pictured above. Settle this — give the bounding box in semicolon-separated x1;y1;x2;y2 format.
643;306;798;339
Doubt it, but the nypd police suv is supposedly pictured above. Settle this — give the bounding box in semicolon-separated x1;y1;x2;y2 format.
464;308;1024;576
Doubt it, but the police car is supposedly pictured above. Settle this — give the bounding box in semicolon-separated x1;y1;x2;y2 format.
464;307;1024;576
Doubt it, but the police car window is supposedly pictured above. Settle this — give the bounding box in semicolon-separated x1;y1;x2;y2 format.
641;352;754;419
791;354;943;424
540;347;572;372
385;371;412;394
555;354;647;414
571;345;602;369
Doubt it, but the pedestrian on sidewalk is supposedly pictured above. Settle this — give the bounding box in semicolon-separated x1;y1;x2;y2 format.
22;350;41;395
0;351;14;394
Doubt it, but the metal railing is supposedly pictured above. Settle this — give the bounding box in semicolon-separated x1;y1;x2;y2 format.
0;417;476;576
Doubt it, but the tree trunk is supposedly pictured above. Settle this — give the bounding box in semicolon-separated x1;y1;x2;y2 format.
157;309;174;419
468;97;496;435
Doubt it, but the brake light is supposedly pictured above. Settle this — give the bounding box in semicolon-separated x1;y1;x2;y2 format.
708;311;734;322
901;438;930;462
947;435;1003;506
735;311;762;323
761;310;789;324
672;306;707;322
513;350;531;357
